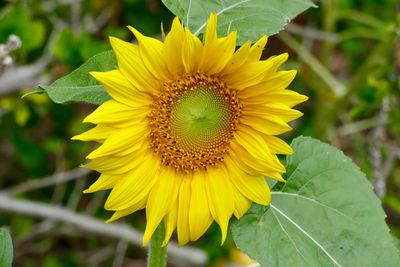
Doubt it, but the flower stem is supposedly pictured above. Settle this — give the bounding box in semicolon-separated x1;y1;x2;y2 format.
147;223;167;267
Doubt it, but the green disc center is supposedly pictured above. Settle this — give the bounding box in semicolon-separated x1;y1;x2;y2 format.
170;86;231;152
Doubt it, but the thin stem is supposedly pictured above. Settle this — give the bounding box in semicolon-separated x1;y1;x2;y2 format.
279;32;345;96
147;223;167;267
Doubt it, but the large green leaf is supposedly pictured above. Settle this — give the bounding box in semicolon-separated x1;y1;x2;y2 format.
0;228;13;267
232;136;400;267
38;50;116;105
161;0;316;44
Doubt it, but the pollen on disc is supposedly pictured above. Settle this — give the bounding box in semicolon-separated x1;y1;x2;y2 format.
149;73;242;172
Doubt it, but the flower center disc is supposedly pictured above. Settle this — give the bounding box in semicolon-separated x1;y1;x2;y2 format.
149;74;242;172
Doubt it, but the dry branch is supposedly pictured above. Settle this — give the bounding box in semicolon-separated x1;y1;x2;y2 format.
0;193;208;266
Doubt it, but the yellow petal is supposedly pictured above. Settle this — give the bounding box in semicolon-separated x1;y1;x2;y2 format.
196;13;237;74
199;31;237;74
261;135;293;155
83;174;118;193
233;190;252;219
163;200;178;246
243;88;308;108
222;40;251;74
86;124;148;159
268;53;289;71
164;17;185;76
240;115;292;136
105;153;160;210
234;128;285;171
243;103;304;122
224;60;274;89
72;125;115;142
90;70;152;108
83;100;147;127
128;26;172;81
225;157;271;205
109;37;160;94
234;128;278;165
83;145;147;175
247;35;268;62
203;13;218;44
106;195;147;223
229;141;284;176
182;28;203;73
189;171;212;241
177;177;191;246
239;70;297;99
143;167;181;245
205;166;234;244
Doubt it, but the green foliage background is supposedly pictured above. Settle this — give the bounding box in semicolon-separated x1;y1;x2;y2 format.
0;0;399;266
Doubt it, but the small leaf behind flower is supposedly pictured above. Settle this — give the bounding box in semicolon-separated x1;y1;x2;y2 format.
161;0;316;44
38;50;116;105
232;136;400;267
0;228;13;267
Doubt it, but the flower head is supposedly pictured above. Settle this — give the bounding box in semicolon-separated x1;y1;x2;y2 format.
73;14;307;246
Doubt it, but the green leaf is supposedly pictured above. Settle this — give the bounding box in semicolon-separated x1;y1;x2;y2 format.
161;0;316;44
38;50;116;105
0;228;13;267
232;136;400;267
51;28;82;67
0;4;45;53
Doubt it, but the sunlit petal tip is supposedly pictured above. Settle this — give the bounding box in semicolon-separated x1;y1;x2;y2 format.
256;35;268;47
219;224;229;245
172;16;183;27
285;146;294;155
89;71;103;80
287;69;297;78
270;52;289;67
82;188;92;194
105;215;118;224
204;13;218;41
82;116;92;124
127;25;144;40
300;94;309;102
142;230;152;246
85;149;100;160
108;36;121;47
70;134;80;141
209;13;218;23
108;36;140;58
270;174;286;183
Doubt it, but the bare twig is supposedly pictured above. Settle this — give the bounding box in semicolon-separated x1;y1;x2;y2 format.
286;23;340;42
83;190;107;215
0;194;208;266
67;178;86;209
87;245;115;266
4;168;90;195
337;118;376;136
0;54;51;95
14;220;55;245
71;0;82;35
279;31;346;96
369;97;390;198
112;239;129;267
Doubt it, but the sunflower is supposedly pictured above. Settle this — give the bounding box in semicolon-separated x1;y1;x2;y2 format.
73;14;307;246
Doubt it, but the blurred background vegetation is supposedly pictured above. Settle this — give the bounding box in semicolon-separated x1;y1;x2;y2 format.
0;0;399;266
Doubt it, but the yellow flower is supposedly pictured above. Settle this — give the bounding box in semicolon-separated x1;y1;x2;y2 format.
73;14;307;246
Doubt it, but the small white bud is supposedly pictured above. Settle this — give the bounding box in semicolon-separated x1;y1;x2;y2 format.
2;56;13;66
7;34;22;51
